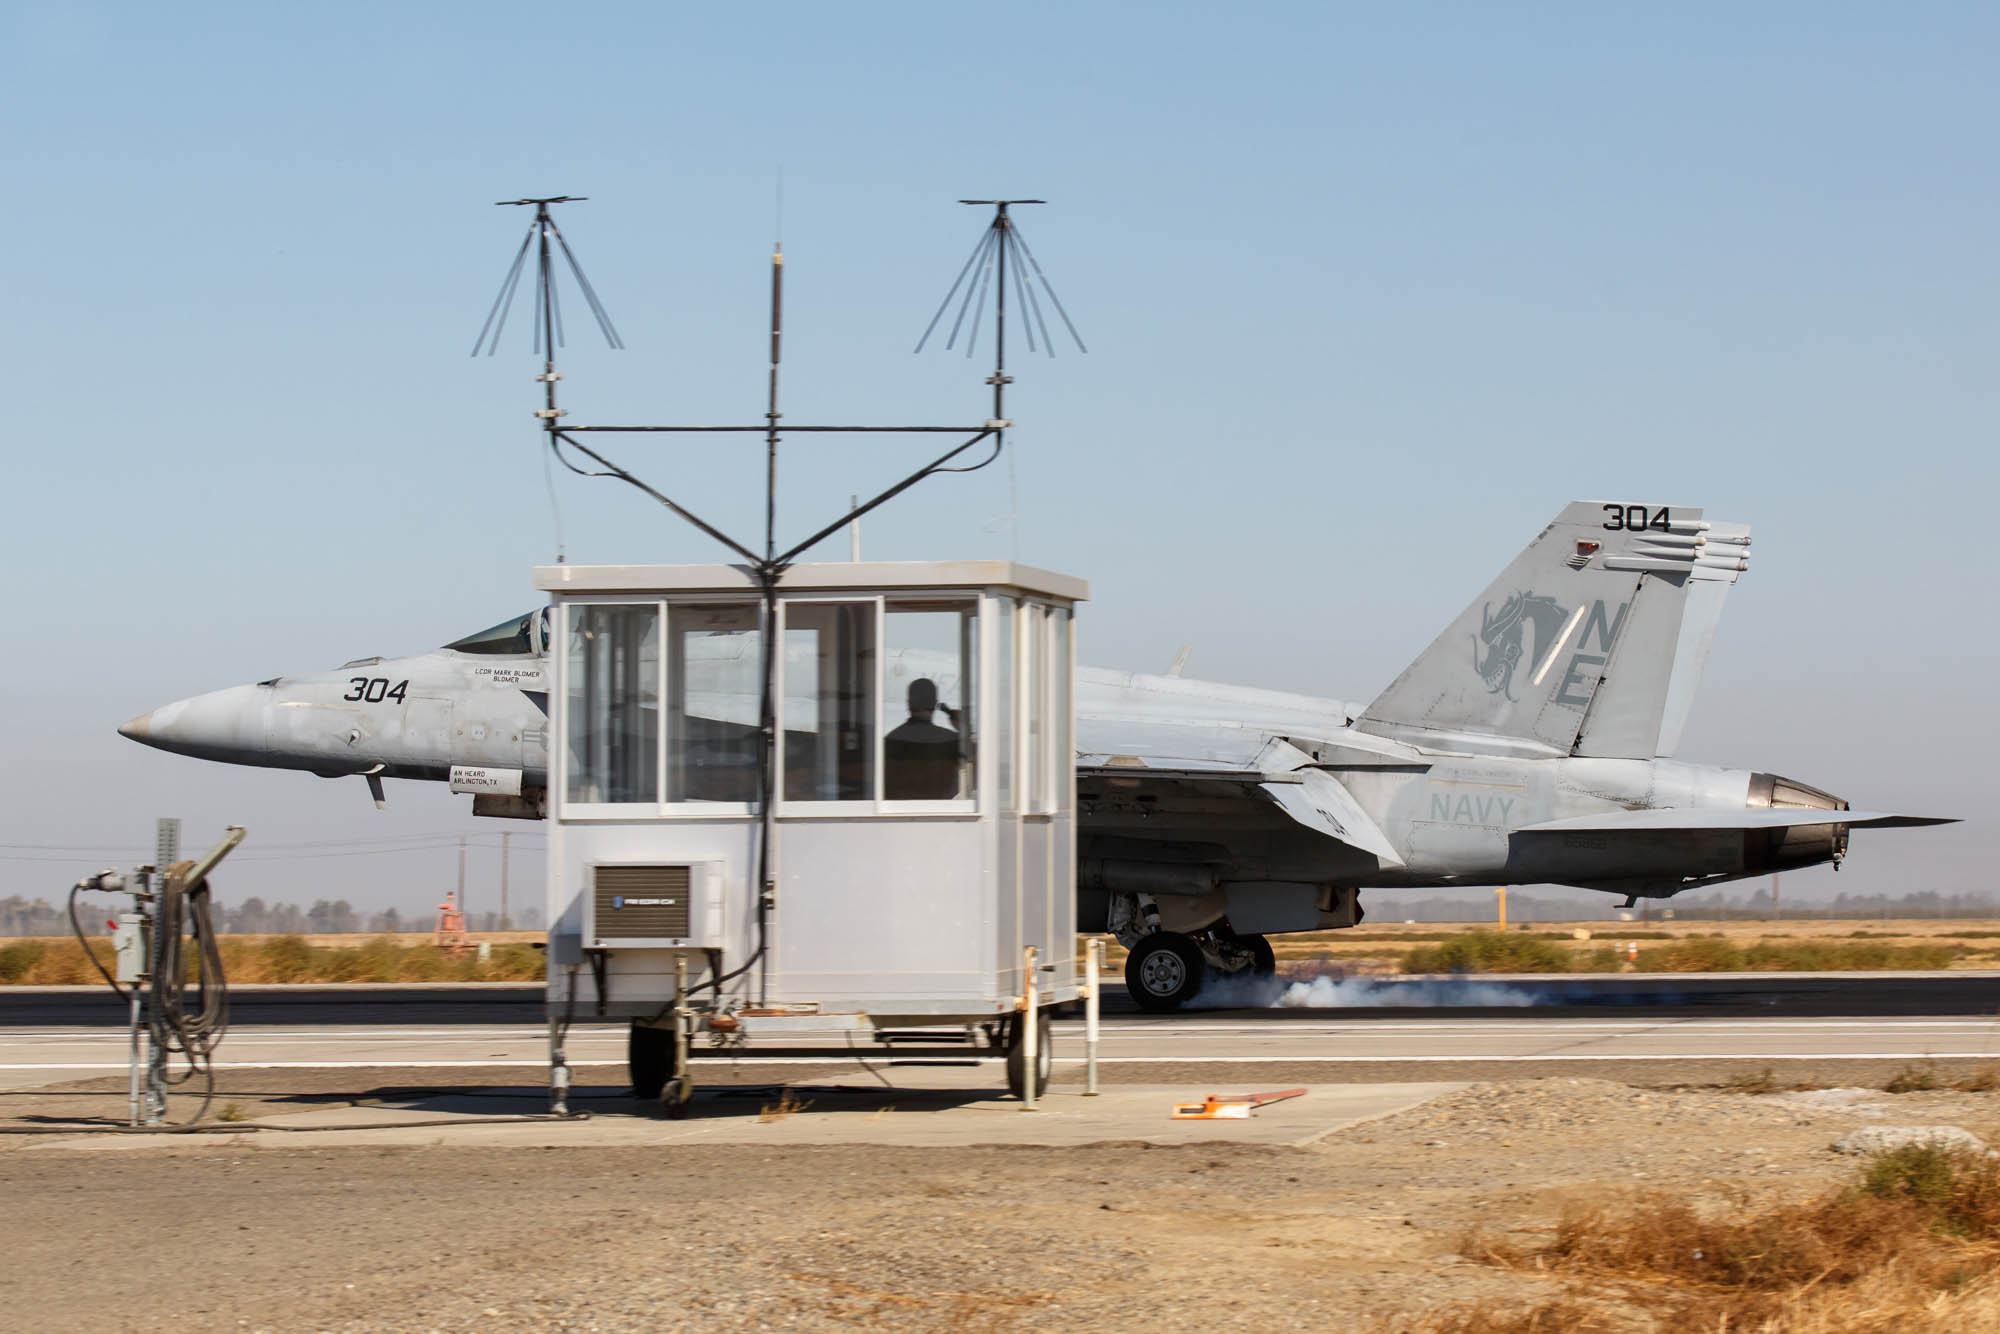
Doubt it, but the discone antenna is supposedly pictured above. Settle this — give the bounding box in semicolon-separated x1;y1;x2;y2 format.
472;196;624;357
915;200;1086;361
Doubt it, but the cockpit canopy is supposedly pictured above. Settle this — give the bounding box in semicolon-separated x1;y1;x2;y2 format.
445;608;550;657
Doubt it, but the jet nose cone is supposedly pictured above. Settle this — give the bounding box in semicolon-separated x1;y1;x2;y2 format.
115;685;271;762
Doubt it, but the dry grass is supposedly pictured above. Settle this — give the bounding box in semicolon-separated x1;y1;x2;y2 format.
1107;918;2000;976
1952;1064;2000;1093
1725;1066;1784;1096
1376;931;1968;976
0;935;545;985
1432;1145;2000;1333
1885;1063;1943;1094
1403;1298;1634;1333
758;1088;813;1122
1402;932;1577;974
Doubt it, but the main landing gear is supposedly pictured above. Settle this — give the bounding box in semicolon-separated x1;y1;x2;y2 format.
1123;928;1275;1012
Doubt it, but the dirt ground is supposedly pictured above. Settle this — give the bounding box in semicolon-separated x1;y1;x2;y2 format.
6;1073;1998;1333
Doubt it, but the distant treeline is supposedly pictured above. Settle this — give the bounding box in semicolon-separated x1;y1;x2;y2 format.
1384;889;2000;924
0;895;544;938
4;889;1992;938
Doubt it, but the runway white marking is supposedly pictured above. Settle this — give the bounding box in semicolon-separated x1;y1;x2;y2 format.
6;1019;1998;1041
10;1052;2000;1073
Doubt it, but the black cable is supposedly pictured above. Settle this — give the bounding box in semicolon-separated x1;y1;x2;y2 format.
149;866;231;1123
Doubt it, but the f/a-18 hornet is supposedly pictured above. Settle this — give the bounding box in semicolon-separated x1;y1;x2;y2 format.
121;500;1950;1008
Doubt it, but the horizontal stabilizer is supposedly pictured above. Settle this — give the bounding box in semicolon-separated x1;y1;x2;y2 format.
1518;809;1956;833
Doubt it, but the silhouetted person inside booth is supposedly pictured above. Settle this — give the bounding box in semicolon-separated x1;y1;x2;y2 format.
885;677;963;799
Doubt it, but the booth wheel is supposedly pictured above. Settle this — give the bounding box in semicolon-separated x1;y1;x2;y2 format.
1004;1010;1053;1101
628;1022;677;1100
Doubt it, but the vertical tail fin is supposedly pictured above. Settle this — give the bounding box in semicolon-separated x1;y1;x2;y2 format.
1355;501;1751;759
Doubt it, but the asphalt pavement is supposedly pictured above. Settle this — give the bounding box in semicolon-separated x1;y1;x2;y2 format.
6;970;2000;1027
6;973;2000;1094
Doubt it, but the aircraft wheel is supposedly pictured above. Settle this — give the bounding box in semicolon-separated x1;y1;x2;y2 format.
1004;1010;1053;1100
1245;934;1277;979
1125;932;1206;1012
628;1021;676;1100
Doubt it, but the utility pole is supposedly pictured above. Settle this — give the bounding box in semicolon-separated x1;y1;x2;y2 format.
1772;873;1781;923
457;836;468;931
500;830;512;931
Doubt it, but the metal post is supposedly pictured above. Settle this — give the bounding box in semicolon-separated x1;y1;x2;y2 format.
143;880;167;1125
672;954;693;1112
126;873;147;1128
548;1011;570;1117
1084;938;1101;1096
500;830;511;930
1021;945;1038;1112
457;836;468;930
1497;885;1507;933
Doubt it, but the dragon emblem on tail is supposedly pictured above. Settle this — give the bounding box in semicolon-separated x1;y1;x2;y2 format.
1473;592;1570;700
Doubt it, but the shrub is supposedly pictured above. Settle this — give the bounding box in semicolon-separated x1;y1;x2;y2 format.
1862;1143;2000;1239
0;940;48;983
1885;1063;1941;1094
1401;931;1574;974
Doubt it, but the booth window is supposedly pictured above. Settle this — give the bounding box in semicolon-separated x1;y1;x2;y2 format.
668;603;762;802
1024;605;1045;812
883;600;977;800
565;604;659;804
991;597;1015;809
1047;607;1071;811
783;602;876;801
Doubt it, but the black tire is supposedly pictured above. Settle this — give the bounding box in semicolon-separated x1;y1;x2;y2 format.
1245;934;1277;979
1124;932;1206;1012
1004;1010;1053;1100
628;1022;676;1100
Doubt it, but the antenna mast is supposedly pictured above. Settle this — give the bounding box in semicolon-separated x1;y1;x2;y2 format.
470;192;1084;1006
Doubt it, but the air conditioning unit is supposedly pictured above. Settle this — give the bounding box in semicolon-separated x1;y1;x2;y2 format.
584;861;726;949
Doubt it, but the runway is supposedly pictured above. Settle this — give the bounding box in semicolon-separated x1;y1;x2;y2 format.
6;974;2000;1090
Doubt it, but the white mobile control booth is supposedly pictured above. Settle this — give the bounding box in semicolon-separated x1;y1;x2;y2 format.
540;560;1086;1112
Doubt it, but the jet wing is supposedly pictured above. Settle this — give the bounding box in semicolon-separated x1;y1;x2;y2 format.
1518;809;1956;832
1077;732;1407;866
1260;769;1407;865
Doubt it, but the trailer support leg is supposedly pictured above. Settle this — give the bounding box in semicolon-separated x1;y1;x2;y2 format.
1021;945;1039;1112
549;1013;571;1117
667;954;695;1118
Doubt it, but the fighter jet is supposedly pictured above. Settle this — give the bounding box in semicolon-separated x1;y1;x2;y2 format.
120;500;1952;1008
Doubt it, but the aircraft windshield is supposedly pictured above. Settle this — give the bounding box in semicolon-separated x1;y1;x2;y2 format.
446;611;538;656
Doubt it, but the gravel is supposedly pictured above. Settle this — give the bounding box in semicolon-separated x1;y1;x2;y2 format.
8;1074;2000;1333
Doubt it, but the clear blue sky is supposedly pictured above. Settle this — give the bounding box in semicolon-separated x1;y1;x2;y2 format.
3;2;1990;912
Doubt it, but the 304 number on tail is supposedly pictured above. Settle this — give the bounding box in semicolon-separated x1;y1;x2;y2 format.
1603;504;1672;532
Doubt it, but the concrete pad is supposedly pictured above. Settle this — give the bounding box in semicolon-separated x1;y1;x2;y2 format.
19;1079;1465;1152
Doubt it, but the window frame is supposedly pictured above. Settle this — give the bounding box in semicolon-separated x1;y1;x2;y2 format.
775;596;883;815
553;586;1058;823
556;598;665;815
877;596;982;816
